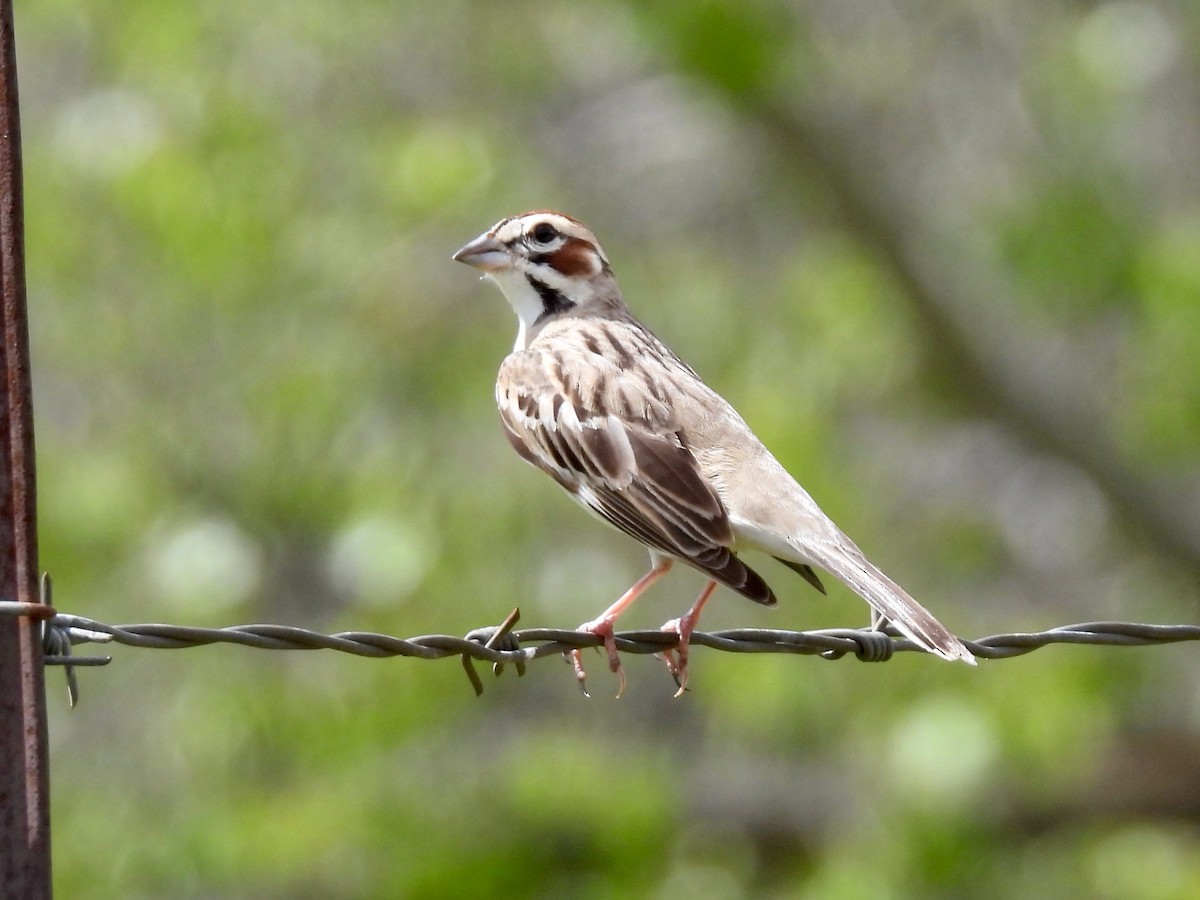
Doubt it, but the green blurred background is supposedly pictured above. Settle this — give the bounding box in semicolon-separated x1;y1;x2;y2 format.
18;0;1200;896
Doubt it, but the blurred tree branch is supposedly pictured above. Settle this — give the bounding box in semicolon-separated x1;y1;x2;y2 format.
748;93;1200;572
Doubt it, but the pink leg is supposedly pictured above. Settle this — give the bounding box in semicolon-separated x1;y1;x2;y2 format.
571;557;673;698
660;580;719;697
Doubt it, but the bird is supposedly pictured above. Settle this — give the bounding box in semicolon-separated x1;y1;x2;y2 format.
452;210;976;696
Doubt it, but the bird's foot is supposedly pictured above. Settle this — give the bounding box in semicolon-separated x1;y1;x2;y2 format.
568;615;626;699
658;580;717;698
658;614;698;699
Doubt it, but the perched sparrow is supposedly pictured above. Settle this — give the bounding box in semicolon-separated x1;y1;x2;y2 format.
453;211;975;695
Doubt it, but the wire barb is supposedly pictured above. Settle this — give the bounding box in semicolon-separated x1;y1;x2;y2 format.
461;607;525;696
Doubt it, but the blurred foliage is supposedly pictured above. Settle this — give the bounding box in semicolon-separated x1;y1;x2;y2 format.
14;0;1200;897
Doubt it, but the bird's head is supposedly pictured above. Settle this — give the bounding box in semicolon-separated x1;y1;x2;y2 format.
453;211;622;346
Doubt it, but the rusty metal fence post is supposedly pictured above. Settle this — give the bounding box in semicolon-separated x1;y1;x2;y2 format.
0;0;51;897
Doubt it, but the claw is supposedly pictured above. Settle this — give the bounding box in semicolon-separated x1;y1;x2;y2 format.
658;580;718;698
569;648;591;697
613;663;627;700
658;617;690;698
568;617;627;698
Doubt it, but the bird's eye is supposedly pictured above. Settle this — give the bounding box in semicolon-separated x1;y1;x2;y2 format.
530;222;558;245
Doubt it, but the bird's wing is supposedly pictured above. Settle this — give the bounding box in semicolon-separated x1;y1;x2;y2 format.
497;344;775;605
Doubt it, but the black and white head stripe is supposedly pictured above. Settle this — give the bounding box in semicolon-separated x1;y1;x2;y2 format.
489;211;611;271
454;210;623;351
527;275;575;319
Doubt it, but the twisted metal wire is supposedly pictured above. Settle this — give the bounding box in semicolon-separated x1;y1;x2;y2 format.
1;599;1196;702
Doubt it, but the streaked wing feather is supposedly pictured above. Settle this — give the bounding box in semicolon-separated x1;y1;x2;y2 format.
498;346;775;605
580;487;674;557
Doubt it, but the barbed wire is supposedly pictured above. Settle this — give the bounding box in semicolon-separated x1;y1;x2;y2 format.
1;598;1197;704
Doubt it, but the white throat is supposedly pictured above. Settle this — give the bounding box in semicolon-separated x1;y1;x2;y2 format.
483;269;547;351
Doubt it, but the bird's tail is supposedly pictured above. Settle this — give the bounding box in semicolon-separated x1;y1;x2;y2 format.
799;539;976;665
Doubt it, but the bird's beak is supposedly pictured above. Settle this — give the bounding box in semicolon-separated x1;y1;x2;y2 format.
452;232;512;272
